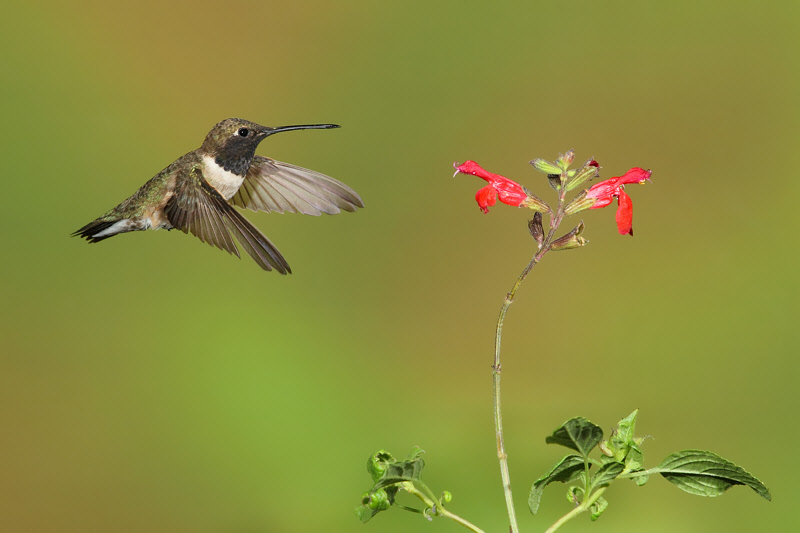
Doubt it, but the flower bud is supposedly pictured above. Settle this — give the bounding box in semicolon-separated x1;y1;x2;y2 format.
441;491;453;504
528;212;544;249
362;489;390;511
530;158;562;175
565;159;601;191
550;222;587;251
564;191;597;216
599;440;614;457
557;149;575;170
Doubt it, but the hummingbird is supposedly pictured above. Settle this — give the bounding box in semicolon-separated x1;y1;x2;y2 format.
73;118;364;274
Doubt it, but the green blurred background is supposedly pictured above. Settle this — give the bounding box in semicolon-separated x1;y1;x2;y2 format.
1;1;797;531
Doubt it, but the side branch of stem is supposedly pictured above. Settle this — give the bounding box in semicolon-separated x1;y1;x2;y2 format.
545;487;607;533
404;484;487;533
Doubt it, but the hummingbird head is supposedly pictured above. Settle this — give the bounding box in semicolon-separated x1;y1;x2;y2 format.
201;118;340;176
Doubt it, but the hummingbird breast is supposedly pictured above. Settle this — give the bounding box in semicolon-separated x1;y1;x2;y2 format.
202;155;246;200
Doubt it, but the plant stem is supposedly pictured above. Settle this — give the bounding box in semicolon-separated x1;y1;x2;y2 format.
492;257;536;533
492;184;569;533
545;487;606;533
405;484;487;533
437;507;488;533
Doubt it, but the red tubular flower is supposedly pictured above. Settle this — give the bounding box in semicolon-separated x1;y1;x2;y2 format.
454;160;530;213
615;189;634;235
585;167;651;235
474;184;498;213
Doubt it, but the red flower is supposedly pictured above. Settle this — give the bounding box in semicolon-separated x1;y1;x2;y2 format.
585;167;651;236
454;160;530;213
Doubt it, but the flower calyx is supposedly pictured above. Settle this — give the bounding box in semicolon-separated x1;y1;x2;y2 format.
528;212;544;249
565;159;600;191
550;221;587;251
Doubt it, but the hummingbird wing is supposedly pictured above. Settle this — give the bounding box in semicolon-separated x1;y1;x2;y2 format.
164;168;291;273
231;156;364;216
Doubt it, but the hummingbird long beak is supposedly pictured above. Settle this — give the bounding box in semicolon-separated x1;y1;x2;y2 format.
260;124;340;136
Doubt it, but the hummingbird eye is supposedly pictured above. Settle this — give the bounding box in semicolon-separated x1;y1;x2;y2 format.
237;128;249;137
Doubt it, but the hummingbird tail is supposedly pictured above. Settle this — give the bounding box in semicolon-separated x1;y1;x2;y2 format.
72;218;132;243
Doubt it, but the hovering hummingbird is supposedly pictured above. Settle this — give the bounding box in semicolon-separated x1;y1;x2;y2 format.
73;118;364;273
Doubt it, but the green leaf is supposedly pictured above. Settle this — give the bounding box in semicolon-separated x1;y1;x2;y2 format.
605;410;638;461
589;496;608;521
406;446;425;461
629;469;649;486
603;410;646;472
657;450;771;501
529;455;584;514
355;503;375;523
591;461;623;489
546;417;603;457
367;450;396;482
624;442;644;473
372;456;425;491
357;449;427;523
614;410;638;446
